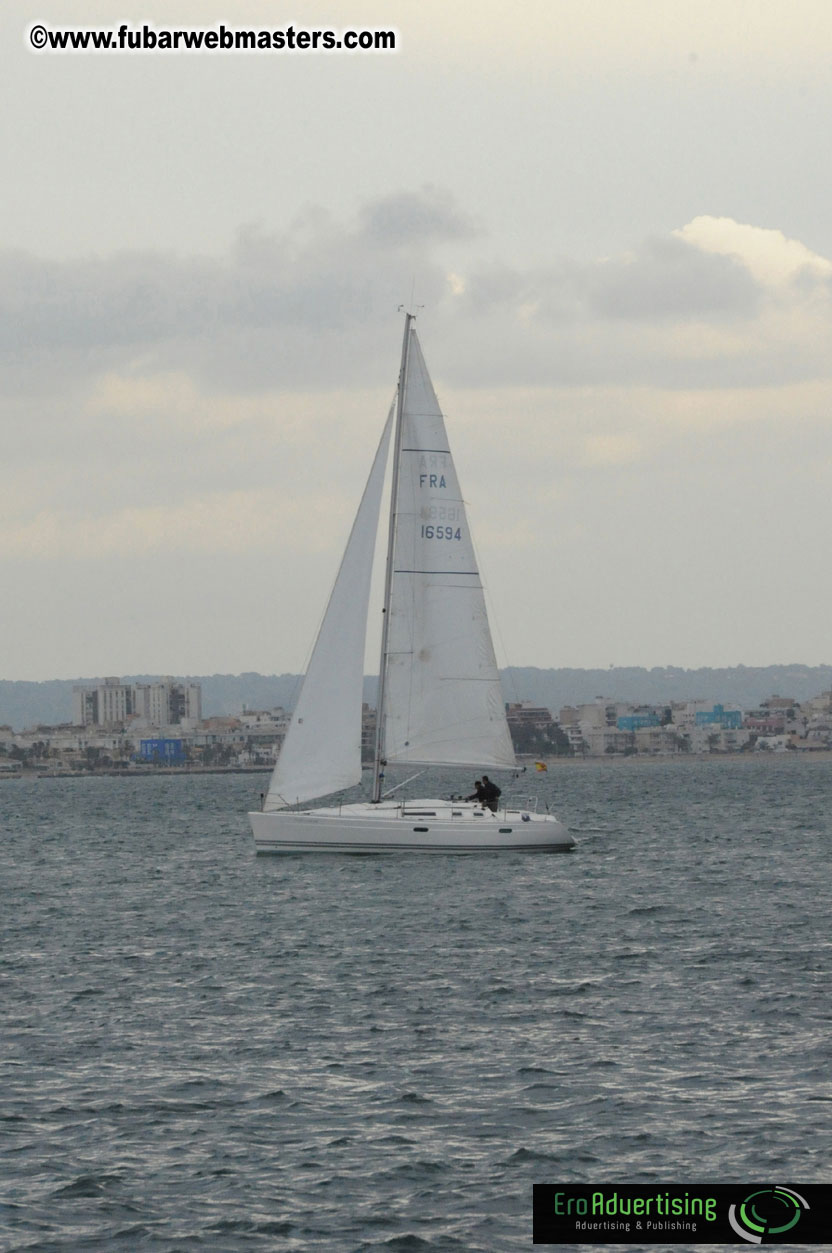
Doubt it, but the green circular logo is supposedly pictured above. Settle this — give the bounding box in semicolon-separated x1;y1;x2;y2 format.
728;1187;809;1243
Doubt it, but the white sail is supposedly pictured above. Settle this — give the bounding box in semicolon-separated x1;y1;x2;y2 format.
264;407;393;810
380;328;516;770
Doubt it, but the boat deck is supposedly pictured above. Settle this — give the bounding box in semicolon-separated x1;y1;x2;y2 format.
273;798;554;823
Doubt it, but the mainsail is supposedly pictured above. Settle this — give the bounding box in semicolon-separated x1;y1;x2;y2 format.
264;408;393;810
378;327;515;770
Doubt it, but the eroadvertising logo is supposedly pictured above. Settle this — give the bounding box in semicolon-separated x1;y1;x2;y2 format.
532;1183;831;1245
728;1188;809;1243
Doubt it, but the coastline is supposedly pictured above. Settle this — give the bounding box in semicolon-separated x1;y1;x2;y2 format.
2;765;274;781
518;749;832;767
4;753;831;782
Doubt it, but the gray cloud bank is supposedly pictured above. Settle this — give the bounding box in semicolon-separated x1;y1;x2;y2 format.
3;188;830;400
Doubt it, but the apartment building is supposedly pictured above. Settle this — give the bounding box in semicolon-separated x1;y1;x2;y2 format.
73;677;202;729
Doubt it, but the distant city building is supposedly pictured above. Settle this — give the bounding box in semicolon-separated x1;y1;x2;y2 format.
558;698;638;756
633;725;685;754
236;709;289;765
505;702;557;729
73;677;136;727
505;702;570;755
133;679;202;728
139;738;185;764
744;713;787;735
802;690;832;717
361;704;377;761
73;677;201;729
694;704;743;730
582;727;636;756
618;712;661;731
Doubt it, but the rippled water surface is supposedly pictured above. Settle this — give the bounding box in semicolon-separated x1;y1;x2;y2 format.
2;758;831;1250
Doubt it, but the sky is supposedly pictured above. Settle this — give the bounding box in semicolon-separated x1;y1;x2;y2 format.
2;0;832;680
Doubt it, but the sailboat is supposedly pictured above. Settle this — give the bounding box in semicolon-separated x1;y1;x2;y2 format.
249;313;574;853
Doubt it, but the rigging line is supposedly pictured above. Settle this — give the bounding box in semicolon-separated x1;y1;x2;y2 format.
381;769;426;799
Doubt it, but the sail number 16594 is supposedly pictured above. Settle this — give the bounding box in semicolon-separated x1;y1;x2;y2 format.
421;525;462;540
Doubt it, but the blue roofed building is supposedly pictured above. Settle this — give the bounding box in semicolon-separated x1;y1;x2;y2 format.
694;704;743;729
139;738;185;764
618;712;661;731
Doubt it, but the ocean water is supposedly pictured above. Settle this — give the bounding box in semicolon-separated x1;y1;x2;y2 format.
1;757;830;1251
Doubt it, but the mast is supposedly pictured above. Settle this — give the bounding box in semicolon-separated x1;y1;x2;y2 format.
372;311;413;802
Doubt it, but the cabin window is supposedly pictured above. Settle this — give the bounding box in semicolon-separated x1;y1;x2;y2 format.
413;826;429;833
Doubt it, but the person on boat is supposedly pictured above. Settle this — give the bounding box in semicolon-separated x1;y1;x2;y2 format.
466;779;487;804
480;775;501;812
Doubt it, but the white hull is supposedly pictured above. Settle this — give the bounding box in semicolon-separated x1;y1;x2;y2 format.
250;798;574;854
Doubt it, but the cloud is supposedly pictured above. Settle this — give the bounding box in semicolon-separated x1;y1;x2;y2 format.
0;249;215;355
587;235;760;321
441;214;832;390
455;229;761;325
4;198;832;428
674;216;832;287
4;198;832;504
359;186;479;246
0;187;467;395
